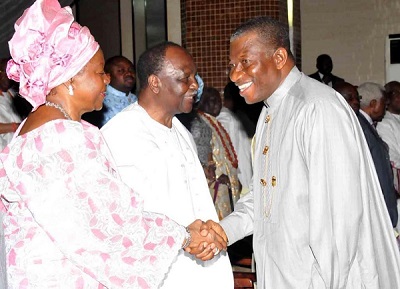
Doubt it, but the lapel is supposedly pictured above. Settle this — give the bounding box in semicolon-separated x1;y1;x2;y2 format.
358;112;389;152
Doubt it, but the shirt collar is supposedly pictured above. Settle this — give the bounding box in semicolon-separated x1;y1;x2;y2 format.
264;66;301;109
359;109;373;125
388;111;400;120
107;85;133;98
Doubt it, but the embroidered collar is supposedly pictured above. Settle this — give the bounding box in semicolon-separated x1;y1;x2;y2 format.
264;66;301;110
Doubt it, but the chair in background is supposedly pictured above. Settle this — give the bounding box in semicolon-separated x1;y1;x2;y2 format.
233;271;256;289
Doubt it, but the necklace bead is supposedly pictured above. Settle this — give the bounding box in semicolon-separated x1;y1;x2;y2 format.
45;101;72;120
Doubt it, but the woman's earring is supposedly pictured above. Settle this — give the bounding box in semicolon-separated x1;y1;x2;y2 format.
68;85;74;96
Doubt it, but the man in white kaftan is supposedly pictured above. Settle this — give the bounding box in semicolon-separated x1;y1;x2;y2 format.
206;17;400;289
221;66;400;288
102;103;233;289
101;43;233;289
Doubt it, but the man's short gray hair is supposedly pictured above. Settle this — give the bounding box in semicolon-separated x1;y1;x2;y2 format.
358;82;385;107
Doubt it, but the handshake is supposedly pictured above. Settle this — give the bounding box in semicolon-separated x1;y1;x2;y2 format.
183;220;227;261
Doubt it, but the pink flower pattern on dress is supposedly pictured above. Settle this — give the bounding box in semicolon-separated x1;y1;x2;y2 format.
0;120;184;288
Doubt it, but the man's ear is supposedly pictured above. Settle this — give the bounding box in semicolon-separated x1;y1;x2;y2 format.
370;99;377;108
273;48;288;70
148;74;161;94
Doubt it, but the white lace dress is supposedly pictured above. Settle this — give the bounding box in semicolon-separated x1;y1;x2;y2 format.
0;119;184;289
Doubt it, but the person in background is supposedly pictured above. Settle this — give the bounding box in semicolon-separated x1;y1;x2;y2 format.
218;82;252;195
335;81;398;228
377;81;400;229
195;86;241;206
377;81;400;191
333;81;360;113
224;81;261;138
0;58;21;151
83;56;137;127
206;16;400;288
309;54;344;87
101;42;233;289
191;99;234;220
0;1;224;288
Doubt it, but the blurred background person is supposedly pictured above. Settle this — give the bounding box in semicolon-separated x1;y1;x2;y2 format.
83;55;137;127
356;82;398;228
336;82;398;227
191;100;233;220
0;58;21;151
377;81;400;230
195;86;241;206
309;54;344;87
333;81;360;113
218;81;252;195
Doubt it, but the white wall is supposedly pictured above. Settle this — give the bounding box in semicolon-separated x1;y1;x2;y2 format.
167;0;182;45
301;0;400;86
120;0;134;62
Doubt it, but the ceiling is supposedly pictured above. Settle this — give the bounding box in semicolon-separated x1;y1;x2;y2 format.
0;0;74;58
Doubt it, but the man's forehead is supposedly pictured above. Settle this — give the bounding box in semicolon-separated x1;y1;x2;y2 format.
230;33;265;56
114;60;133;67
164;51;195;72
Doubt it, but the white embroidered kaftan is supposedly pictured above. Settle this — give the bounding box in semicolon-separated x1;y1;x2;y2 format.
220;67;400;288
101;103;234;289
0;119;185;289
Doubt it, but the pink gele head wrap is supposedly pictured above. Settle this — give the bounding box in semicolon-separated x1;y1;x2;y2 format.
6;0;99;109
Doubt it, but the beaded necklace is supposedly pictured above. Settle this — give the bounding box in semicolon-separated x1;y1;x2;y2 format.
45;101;72;120
199;111;238;169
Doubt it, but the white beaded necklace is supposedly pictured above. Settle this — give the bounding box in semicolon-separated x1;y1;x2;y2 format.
45;101;72;120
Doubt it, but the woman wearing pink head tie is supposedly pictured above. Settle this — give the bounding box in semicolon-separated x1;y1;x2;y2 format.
0;0;225;288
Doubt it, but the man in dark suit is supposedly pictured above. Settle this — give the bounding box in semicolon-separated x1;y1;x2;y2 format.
309;54;344;87
335;81;398;227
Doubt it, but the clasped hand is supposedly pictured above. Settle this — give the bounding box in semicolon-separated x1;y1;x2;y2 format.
183;219;227;261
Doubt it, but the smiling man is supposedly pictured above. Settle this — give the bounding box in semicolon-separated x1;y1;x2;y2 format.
101;42;233;289
205;16;400;288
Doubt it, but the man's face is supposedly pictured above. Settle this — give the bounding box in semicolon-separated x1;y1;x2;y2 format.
339;84;360;113
109;58;136;94
317;57;333;75
157;46;198;115
371;94;387;121
200;90;222;117
388;83;400;114
229;31;282;104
